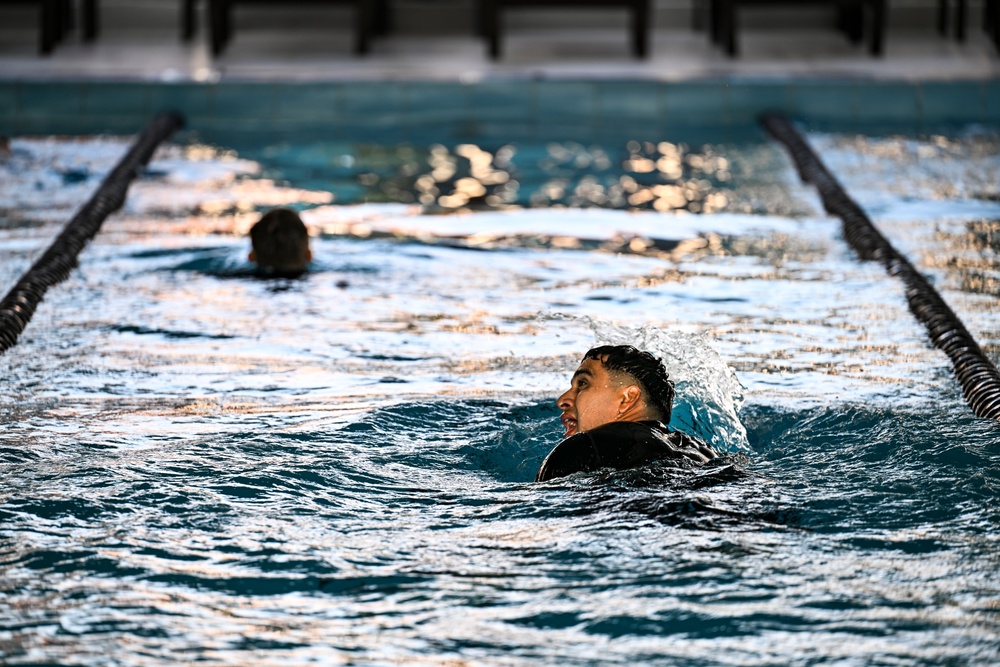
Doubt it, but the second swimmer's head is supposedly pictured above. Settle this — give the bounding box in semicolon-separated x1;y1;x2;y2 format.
248;208;312;277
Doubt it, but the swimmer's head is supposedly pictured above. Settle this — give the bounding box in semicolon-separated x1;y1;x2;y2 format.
556;345;674;438
248;208;312;277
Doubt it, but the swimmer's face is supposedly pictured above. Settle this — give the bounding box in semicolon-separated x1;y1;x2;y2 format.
556;357;632;439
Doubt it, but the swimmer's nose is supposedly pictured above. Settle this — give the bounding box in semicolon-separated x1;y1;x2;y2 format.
557;388;573;410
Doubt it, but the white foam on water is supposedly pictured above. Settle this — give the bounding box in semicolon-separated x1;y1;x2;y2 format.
304;204;814;243
587;319;749;452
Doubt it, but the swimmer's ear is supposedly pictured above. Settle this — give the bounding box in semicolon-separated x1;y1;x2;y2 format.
248;250;256;262
619;385;642;413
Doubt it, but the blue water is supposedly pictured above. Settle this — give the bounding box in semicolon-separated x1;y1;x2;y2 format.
1;131;999;665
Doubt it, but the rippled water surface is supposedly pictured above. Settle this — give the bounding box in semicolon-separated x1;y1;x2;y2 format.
1;130;999;665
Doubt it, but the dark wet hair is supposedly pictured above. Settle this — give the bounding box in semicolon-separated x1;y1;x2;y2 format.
583;345;674;423
249;208;310;276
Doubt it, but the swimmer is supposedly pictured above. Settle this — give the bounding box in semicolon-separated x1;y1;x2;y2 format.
248;208;312;277
535;345;717;482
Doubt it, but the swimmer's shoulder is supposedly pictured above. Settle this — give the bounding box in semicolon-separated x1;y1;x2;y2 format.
587;420;716;467
650;423;718;463
534;430;600;482
534;420;717;482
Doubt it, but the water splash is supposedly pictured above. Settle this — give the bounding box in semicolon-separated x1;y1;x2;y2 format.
589;319;749;452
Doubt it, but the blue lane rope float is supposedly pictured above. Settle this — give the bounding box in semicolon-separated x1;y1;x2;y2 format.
0;111;185;354
760;112;1000;420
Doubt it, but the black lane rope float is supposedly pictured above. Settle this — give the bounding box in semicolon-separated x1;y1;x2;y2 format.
0;110;184;354
761;112;1000;420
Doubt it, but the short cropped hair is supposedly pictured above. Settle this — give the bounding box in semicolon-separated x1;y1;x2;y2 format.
583;345;675;423
249;208;310;276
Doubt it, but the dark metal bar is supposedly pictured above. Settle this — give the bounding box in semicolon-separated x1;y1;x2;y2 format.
182;0;197;40
82;0;97;41
484;0;651;59
713;1;886;58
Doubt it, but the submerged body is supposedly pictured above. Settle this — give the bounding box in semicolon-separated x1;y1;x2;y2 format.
535;419;717;482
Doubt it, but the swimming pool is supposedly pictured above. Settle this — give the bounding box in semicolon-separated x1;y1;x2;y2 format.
1;120;999;664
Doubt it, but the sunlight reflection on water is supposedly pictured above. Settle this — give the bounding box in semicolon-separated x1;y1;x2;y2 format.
1;131;999;666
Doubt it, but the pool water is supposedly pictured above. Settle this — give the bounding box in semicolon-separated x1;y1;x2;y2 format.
1;130;999;665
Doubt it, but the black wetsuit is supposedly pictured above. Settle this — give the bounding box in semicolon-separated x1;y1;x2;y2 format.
535;420;718;482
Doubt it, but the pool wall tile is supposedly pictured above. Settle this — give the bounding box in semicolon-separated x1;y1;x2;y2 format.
194;127;269;148
267;119;342;143
0;83;18;121
726;81;795;127
78;116;152;135
596;124;665;144
470;81;533;124
144;84;214;136
984;81;1000;123
82;83;149;121
4;78;1000;145
535;122;594;144
402;82;470;142
662;82;727;128
13;117;83;136
404;124;466;146
919;82;984;130
472;122;535;145
16;82;85;133
856;83;920;134
340;82;404;142
537;81;597;125
270;84;341;124
597;81;663;140
211;83;275;124
789;81;857;131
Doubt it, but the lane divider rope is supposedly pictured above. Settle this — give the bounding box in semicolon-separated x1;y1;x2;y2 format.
0;111;184;354
761;112;1000;420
